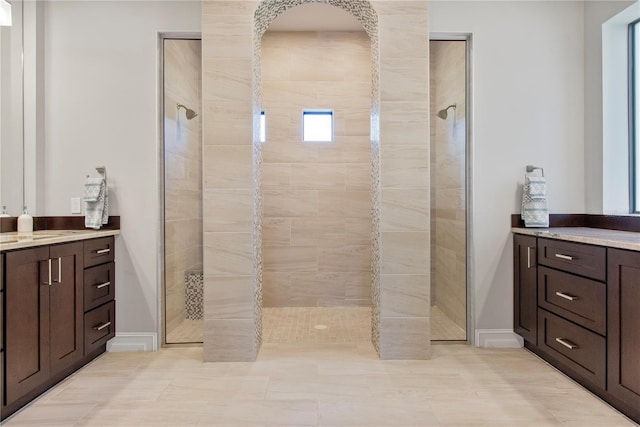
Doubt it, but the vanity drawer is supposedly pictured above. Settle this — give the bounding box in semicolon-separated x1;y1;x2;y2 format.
538;309;606;389
84;301;115;355
84;262;115;312
538;266;606;335
84;237;114;268
538;238;606;281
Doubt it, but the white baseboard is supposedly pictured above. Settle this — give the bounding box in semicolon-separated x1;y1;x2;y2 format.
106;332;158;352
475;329;523;348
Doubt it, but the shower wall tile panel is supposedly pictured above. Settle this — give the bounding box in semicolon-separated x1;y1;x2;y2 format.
261;31;372;309
377;0;430;360
202;0;429;361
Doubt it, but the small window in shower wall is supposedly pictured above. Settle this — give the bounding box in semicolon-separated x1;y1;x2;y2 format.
303;110;333;142
260;110;266;143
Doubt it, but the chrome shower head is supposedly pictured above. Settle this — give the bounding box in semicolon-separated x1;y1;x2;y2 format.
436;103;457;120
177;103;198;120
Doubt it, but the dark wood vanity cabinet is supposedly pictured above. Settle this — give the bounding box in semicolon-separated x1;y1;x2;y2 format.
514;234;640;424
1;235;116;420
607;249;640;416
513;234;537;344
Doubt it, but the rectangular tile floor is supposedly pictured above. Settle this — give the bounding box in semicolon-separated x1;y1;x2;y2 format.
4;343;637;426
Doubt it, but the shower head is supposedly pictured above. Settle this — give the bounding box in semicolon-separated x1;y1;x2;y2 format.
436;103;457;120
177;103;198;120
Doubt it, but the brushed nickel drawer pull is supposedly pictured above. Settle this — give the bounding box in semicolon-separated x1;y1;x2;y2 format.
94;321;111;331
96;248;111;254
555;253;574;261
44;258;53;286
95;281;111;289
555;291;578;301
527;247;532;269
555;337;578;350
53;257;62;283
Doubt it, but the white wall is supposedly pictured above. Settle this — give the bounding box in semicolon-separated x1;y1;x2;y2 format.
44;1;201;341
430;1;586;341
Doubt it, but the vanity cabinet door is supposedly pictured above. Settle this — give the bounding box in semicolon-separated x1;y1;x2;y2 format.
49;242;83;376
4;246;50;406
514;234;537;344
608;249;640;416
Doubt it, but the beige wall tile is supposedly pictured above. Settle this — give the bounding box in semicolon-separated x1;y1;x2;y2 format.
291;163;346;190
379;14;429;60
346;163;371;191
262;272;292;307
262;163;291;189
203;319;256;362
380;274;430;318
204;232;253;276
262;217;292;246
291;218;345;247
379;317;430;360
203;189;253;232
204;59;252;102
381;232;429;274
381;189;429;231
203;101;253;146
263;190;318;217
380;145;429;189
262;140;319;163
345;218;372;246
318;245;371;272
380;59;429;102
204;145;253;189
263;246;318;272
379;102;429;146
205;275;254;319
318;190;371;218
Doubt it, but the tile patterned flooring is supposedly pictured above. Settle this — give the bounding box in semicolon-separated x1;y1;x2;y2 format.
165;305;466;345
262;307;371;344
4;343;637;426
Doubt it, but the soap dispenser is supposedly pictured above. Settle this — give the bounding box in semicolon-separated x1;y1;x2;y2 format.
17;206;33;234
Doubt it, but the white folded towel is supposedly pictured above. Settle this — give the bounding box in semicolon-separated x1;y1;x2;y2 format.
83;177;109;229
521;171;549;227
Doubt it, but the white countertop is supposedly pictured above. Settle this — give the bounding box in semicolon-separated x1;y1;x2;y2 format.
0;229;120;252
512;227;640;251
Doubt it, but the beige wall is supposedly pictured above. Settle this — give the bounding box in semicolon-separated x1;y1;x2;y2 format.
261;31;372;308
164;39;203;340
429;40;466;332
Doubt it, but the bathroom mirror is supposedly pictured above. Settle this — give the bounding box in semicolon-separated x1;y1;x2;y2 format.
0;0;23;216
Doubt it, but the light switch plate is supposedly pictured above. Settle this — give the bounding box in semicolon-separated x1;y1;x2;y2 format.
71;197;82;214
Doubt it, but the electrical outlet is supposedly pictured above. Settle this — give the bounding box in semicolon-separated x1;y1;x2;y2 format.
71;197;82;214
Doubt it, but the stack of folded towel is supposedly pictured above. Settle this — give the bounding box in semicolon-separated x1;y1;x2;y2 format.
84;176;109;229
521;168;548;228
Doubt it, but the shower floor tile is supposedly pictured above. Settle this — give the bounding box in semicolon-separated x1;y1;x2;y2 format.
262;307;371;344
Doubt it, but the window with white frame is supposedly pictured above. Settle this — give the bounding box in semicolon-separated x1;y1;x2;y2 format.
303;110;333;142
